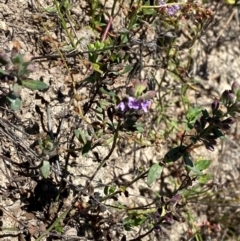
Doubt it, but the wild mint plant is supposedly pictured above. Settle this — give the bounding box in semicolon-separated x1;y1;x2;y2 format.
35;134;59;178
123;81;240;237
65;2;218;240
0;48;48;110
147;81;240;193
75;2;218;238
116;79;155;131
1;1;236;240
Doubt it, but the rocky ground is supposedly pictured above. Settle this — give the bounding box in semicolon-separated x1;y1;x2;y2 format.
0;0;240;241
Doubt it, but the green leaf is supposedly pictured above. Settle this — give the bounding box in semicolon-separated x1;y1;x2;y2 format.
119;65;133;75
142;8;156;15
92;63;103;74
54;221;63;233
183;153;194;168
134;122;145;132
12;83;22;97
164;146;187;163
82;140;92;156
21;79;48;90
198;173;212;184
134;82;147;97
99;100;112;108
195;159;212;171
147;163;162;186
123;214;147;230
99;87;116;97
109;185;116;194
104;136;114;146
17;62;32;78
74;130;88;144
186;107;202;122
41;7;57;13
212;128;224;139
132;216;146;226
185;165;202;175
6;93;22;111
0;69;6;74
40;160;51;178
95;40;105;50
184;154;204;175
120;34;128;44
11;54;23;64
11;98;21;110
74;129;80;139
88;43;96;51
104;186;109;195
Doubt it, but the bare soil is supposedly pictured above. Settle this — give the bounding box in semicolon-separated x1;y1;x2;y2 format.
0;1;240;241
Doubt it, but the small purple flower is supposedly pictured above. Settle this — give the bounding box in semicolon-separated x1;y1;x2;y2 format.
159;0;180;16
167;5;180;15
117;101;127;111
221;123;231;131
141;100;151;112
203;140;214;151
231;81;240;94
159;0;166;5
165;213;174;224
222;117;236;125
221;90;237;104
128;97;141;110
171;193;181;204
211;99;219;112
117;97;151;113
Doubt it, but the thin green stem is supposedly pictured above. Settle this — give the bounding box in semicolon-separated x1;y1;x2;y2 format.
84;120;121;190
35;206;72;241
53;0;76;49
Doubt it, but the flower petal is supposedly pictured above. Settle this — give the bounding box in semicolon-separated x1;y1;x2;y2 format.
141;100;151;112
128;97;140;110
117;102;127;111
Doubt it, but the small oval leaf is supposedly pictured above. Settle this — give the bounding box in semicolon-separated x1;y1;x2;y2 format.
10;98;22;111
22;79;48;90
82;140;92;156
12;83;22;97
6;93;22;111
185;165;202;175
186;107;202;122
40;160;50;178
195;159;212;171
164;146;187;163
147;163;162;186
183;153;194;168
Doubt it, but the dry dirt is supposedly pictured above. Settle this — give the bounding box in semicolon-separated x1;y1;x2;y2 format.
0;0;240;241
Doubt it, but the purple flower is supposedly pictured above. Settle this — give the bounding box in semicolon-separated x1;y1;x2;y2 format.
159;0;166;5
128;97;141;110
203;140;214;151
117;101;127;111
168;193;181;205
231;81;240;94
141;100;151;112
117;97;151;113
211;99;219;112
221;90;237;104
167;5;180;15
222;118;236;125
159;0;180;15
